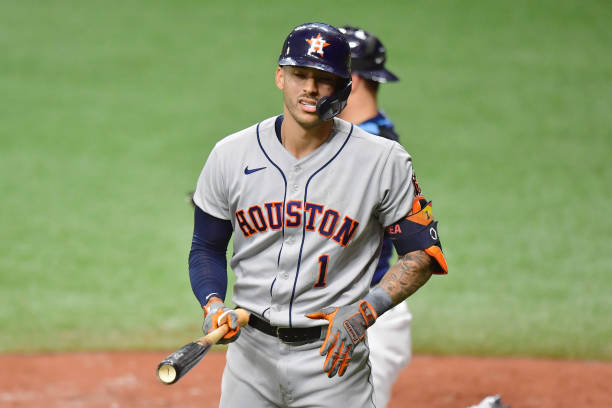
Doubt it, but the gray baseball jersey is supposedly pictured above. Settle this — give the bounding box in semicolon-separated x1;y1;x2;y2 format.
193;115;415;328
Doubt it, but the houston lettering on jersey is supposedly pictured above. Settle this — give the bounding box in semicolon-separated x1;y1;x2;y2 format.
235;201;359;247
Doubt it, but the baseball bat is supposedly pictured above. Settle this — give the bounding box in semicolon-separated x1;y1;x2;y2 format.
157;308;250;385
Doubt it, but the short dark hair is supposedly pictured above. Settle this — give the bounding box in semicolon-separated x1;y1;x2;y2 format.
363;78;380;93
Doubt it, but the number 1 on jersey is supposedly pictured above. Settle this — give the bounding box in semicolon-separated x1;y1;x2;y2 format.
314;254;329;288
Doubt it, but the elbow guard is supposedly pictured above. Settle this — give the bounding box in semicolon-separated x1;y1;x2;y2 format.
385;196;448;274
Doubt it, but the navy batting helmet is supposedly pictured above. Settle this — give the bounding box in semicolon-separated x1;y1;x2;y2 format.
338;25;399;83
278;22;352;121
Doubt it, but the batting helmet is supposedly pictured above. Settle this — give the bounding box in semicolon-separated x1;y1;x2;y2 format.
278;22;352;121
338;25;399;83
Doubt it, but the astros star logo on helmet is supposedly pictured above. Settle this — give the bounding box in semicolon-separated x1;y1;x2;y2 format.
306;34;330;56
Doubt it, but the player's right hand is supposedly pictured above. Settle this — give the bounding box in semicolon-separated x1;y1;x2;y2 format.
203;300;240;344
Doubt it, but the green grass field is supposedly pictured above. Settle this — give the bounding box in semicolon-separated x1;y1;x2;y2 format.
1;0;610;359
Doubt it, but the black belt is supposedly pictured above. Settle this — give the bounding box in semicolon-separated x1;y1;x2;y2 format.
249;314;323;343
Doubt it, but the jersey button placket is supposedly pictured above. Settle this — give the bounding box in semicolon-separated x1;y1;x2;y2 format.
290;166;301;194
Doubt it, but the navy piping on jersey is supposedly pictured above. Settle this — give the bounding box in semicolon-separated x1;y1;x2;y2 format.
274;114;283;144
288;123;354;327
256;118;288;309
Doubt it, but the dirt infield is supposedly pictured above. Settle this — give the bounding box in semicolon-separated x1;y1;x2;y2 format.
1;352;610;408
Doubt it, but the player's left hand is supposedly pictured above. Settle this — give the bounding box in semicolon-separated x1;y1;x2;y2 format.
306;299;377;377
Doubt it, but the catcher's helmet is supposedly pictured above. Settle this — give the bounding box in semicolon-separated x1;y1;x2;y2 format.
278;22;352;121
338;25;399;83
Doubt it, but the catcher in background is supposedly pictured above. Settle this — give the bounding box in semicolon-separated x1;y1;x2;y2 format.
337;25;413;408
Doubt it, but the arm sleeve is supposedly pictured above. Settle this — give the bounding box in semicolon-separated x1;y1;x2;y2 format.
376;143;416;227
188;205;233;307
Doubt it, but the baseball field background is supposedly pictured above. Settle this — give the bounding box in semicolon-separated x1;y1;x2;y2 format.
1;0;610;363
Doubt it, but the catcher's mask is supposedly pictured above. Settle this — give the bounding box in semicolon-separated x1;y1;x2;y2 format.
278;22;352;121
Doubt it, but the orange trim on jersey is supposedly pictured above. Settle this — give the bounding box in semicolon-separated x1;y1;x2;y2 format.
248;205;268;233
285;200;302;228
425;246;448;274
412;172;422;195
314;254;329;288
304;202;324;231
235;209;256;237
264;202;283;230
332;216;359;247
318;209;339;238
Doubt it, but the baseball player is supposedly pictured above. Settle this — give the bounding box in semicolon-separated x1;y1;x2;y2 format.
189;22;448;408
337;25;413;408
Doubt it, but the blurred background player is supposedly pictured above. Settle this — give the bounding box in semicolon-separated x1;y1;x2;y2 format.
338;25;412;408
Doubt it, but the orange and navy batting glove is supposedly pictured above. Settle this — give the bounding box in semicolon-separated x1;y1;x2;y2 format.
203;300;240;344
306;299;378;378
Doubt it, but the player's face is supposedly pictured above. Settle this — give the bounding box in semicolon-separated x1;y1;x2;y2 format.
276;66;338;129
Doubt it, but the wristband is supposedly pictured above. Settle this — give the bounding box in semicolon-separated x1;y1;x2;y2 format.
363;287;394;317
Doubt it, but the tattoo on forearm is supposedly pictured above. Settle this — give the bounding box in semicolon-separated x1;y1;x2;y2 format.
379;251;433;304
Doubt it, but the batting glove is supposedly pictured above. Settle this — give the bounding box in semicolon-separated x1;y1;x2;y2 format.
306;299;377;378
203;301;240;344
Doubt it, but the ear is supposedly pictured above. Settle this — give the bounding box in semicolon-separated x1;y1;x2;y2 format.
350;73;361;91
275;66;284;90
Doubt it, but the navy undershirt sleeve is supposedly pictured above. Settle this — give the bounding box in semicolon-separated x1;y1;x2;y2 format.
188;205;233;307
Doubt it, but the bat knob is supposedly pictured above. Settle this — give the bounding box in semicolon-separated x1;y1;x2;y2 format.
157;362;178;384
156;342;208;385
